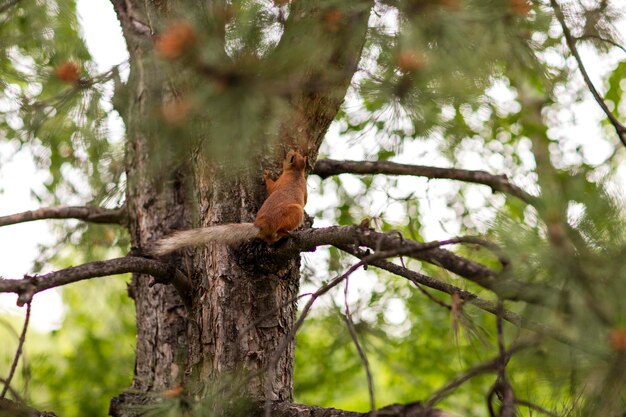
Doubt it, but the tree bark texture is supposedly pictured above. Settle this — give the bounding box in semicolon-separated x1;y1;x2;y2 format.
109;0;372;414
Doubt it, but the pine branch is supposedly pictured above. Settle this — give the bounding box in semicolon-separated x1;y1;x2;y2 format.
550;0;626;148
0;257;191;307
0;205;126;227
312;159;534;203
268;1;375;153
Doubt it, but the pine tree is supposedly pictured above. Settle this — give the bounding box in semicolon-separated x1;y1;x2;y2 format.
1;0;625;416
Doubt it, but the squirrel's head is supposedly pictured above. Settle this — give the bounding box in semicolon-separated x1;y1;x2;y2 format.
283;150;307;172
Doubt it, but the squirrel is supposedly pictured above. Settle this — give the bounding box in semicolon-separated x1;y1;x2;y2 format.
150;150;308;256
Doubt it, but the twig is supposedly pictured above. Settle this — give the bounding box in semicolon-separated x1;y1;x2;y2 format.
343;277;376;412
410;281;451;310
0;378;22;402
1;302;31;399
0;205;126;227
337;245;591;353
0;256;192;307
425;339;536;407
312;159;534;203
489;301;515;417
576;34;626;55
550;0;626;147
264;260;368;417
278;225;557;305
515;399;559;417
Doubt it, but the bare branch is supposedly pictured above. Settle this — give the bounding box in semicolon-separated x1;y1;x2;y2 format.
0;205;126;227
343;278;376;412
425;339;537;408
515;399;559;417
488;301;515;417
337;244;522;324
312;159;534;203
338;245;589;352
276;226;556;305
0;378;22;402
0;257;191;307
550;0;626;147
265;260;367;416
1;302;30;399
577;34;626;55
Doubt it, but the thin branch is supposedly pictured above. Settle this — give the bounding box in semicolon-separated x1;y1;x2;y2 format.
265;260;368;417
515;399;559;417
550;0;626;147
1;302;30;399
0;377;22;402
425;339;537;407
489;301;515;417
576;34;626;55
312;159;534;203
338;244;522;325
0;257;191;307
277;226;557;305
0;205;126;227
338;244;590;352
343;278;376;412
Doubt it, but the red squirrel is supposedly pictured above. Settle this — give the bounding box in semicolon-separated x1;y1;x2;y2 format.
150;150;307;255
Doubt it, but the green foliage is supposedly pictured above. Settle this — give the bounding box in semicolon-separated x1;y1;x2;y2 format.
1;0;121;206
1;0;626;416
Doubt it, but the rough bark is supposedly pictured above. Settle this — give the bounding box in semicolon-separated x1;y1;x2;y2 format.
108;0;373;415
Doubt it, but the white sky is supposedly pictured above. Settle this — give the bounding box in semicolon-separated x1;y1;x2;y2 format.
1;0;625;330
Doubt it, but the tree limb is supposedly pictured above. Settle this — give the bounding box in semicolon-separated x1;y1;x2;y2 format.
550;0;626;147
337;244;523;325
0;205;126;227
276;226;555;305
312;159;534;203
0;257;191;307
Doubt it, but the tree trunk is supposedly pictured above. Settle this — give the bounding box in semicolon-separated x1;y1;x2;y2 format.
108;0;371;415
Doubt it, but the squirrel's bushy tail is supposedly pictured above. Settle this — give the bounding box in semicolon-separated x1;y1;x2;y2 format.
150;223;259;256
